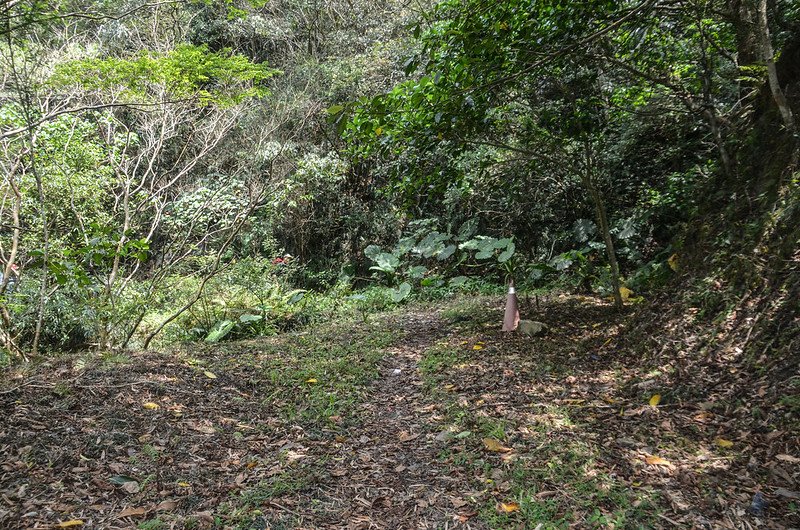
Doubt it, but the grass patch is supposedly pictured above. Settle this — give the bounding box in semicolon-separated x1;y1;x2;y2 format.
185;314;400;427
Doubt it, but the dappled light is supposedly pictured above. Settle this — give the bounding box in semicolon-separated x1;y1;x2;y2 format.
1;0;799;527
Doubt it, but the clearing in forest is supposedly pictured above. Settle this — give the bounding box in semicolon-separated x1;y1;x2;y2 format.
1;294;797;529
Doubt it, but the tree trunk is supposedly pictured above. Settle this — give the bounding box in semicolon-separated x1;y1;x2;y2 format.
581;140;623;310
757;0;796;134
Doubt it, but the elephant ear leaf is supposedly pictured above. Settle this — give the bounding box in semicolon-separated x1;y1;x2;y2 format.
437;244;457;260
205;320;235;343
390;282;412;303
364;244;383;261
370;252;400;273
498;240;515;262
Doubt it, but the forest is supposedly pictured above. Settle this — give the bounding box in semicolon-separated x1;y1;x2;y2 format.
0;0;798;528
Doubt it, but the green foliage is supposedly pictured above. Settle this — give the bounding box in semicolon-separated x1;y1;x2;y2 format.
50;44;277;106
362;220;516;298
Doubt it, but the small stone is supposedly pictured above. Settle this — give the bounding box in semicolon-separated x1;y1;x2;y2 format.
517;320;548;336
749;491;767;516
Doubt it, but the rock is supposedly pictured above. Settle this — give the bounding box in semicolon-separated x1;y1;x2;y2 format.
749;491;767;516
517;320;548;336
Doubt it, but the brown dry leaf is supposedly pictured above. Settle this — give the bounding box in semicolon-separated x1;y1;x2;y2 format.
56;521;84;528
451;497;468;508
154;500;178;512
649;394;661;407
693;411;712;422
398;432;420;442
645;455;671;466
482;437;511;453
121;481;140;494
715;438;734;448
500;452;518;463
499;502;520;513
776;454;800;464
457;511;477;522
187;421;216;435
117;506;148;518
142;402;159;410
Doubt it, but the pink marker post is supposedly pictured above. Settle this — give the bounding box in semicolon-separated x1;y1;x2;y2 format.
502;279;520;331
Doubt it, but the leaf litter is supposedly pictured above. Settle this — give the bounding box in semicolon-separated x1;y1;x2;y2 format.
0;293;797;528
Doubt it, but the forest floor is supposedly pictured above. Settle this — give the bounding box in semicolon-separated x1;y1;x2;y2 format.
1;294;798;529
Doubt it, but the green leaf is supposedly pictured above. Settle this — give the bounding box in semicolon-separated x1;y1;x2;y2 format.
286;290;307;305
205;320;235;343
437;244;457;261
109;475;138;485
364;244;383;261
498;241;515;262
390;282;412;303
449;276;468;287
326;104;345;115
408;265;427;279
373;252;400;272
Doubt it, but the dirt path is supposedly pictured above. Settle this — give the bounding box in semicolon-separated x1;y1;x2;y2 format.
290;311;483;529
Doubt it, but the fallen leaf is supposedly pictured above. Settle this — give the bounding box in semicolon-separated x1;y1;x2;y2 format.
155;500;178;511
776;454;800;464
619;286;633;301
500;452;518;463
203;371;217;379
398;432;420;442
451;497;468;508
649;394;661;407
121;481;140;494
668;253;679;271
177;482;190;487
109;475;138;486
472;345;483;350
482;438;511;453
187;421;215;434
443;384;456;391
117;506;148;518
715;438;734;448
775;487;800;500
142;402;159;410
645;455;671;466
693;411;712;422
306;378;318;384
56;521;84;528
499;502;520;513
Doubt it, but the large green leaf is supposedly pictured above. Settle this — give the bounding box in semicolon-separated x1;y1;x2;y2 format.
205;320;235;343
498;240;515;262
364;244;383;261
390;282;412;302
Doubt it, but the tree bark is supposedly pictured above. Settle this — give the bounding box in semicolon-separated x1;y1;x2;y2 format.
757;0;796;134
581;140;623;310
